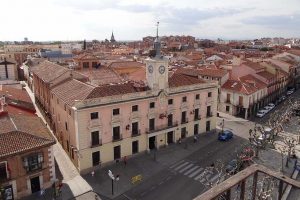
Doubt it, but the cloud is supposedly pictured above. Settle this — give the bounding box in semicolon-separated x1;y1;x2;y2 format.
242;14;300;29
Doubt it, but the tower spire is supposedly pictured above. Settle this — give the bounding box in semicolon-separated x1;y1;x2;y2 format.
154;21;161;57
156;21;159;38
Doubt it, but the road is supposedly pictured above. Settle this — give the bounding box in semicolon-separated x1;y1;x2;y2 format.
114;123;251;200
112;90;300;200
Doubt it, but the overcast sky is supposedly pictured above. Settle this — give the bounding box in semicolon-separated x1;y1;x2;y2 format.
1;0;299;41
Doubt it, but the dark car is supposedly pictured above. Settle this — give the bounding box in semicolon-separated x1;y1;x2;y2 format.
218;130;233;141
226;159;243;174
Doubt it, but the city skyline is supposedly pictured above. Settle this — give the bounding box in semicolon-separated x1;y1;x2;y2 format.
0;0;300;41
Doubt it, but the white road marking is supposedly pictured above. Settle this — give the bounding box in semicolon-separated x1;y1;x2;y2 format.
194;171;206;181
173;162;190;171
179;164;194;173
188;168;204;178
184;166;200;176
169;160;185;169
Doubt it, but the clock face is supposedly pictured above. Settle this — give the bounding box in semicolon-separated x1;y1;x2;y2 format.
159;65;165;74
148;65;153;73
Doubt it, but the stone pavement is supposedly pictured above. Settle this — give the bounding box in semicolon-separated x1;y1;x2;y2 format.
83;131;218;199
22;82;93;199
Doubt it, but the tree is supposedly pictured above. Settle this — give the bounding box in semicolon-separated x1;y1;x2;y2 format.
248;124;274;158
283;137;296;167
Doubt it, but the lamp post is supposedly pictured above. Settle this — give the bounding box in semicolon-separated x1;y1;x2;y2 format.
108;170;119;196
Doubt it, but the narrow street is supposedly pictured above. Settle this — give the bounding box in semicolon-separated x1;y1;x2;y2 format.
22;82;93;199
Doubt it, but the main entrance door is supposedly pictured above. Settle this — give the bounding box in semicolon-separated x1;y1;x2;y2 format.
194;124;199;135
30;176;41;193
114;146;121;160
149;136;156;150
92;151;100;166
167;131;173;144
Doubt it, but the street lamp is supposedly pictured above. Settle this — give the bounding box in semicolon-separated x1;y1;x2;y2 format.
108;170;119;196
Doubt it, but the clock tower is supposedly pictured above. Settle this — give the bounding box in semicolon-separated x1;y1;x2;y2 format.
145;22;169;90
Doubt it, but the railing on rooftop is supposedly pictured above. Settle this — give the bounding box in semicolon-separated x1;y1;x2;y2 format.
194;164;300;200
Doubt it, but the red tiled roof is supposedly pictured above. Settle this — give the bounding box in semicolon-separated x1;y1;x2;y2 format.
222;75;267;95
0;114;55;158
288;50;300;57
169;73;206;88
74;53;99;60
176;67;228;78
86;82;148;99
126;67;146;81
239;74;267;90
76;67;122;85
31;60;69;83
242;60;265;71
0;85;35;112
256;71;275;80
0;85;32;103
108;61;144;69
51;79;95;106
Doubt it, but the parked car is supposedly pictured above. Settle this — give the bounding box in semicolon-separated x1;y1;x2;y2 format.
267;103;275;110
256;110;266;118
287;90;294;95
263;106;271;112
218;130;233;141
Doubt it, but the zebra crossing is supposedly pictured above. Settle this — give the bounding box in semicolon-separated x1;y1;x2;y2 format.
169;160;225;185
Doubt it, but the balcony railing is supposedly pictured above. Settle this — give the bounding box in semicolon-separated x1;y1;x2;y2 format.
131;129;141;137
88;119;102;129
112;134;123;142
146;121;178;134
206;112;213;118
90;139;102;148
225;99;231;103
181;118;189;124
194;115;201;121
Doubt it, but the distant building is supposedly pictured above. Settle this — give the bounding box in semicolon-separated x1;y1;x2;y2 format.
110;31;116;43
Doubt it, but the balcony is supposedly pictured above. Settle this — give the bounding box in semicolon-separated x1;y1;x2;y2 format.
146;121;178;134
131;129;141;137
194;115;201;121
112;134;123;142
180;102;188;110
181;118;189;124
206;112;213;118
90;139;102;148
194;99;201;107
225;99;231;104
88;119;102;129
112;115;121;123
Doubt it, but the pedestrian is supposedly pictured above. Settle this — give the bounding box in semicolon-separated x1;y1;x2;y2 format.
178;138;182;144
194;136;198;143
123;156;127;166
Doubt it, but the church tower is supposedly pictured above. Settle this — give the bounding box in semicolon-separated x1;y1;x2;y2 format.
145;22;169;90
110;31;116;43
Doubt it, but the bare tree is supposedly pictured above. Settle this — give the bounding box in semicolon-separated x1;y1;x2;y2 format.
283;137;296;167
